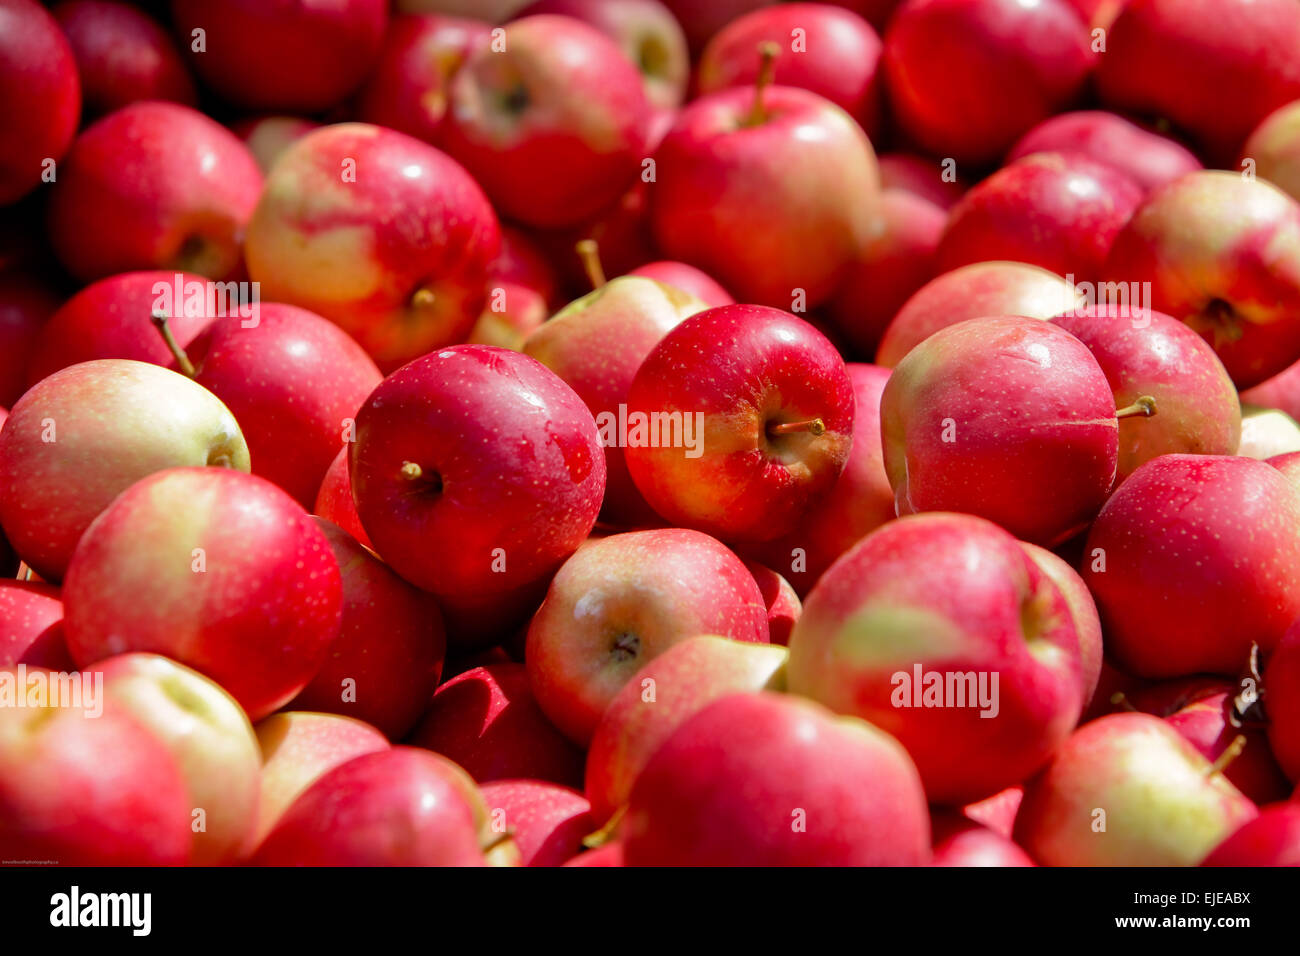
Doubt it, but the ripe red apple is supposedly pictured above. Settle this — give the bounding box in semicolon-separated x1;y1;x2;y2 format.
94;652;261;864
1019;541;1102;708
658;0;776;53
881;316;1120;546
171;0;388;112
26;271;215;386
252;711;390;849
1266;625;1300;783
62;467;343;721
1015;712;1259;865
0;359;250;580
1242;100;1300;202
1103;171;1300;389
828;189;946;356
480;779;593;867
53;0;196;116
650;79;878;308
516;0;690;110
1007;110;1202;194
930;813;1035;867
1096;0;1300;162
314;447;372;550
48;102;262;282
252;747;505;866
745;560;801;646
410;663;585;788
245;123;500;371
0;580;70;669
0;273;61;405
289;519;445;740
883;0;1093;165
162;304;382;509
354;13;492;145
351;345;604;646
1083;455;1300;677
441;15;653;228
788;513;1087;804
0;0;80;205
625;305;854;542
526;529;770;745
522;274;706;525
489;226;560;308
936;153;1143;282
741;363;895;597
877;152;965;210
230;115;321;174
585;635;787;823
623;691;931;865
1242;357;1300;423
627;261;733;308
0;676;193;865
1050;305;1241;481
876;260;1080;368
1202;803;1300;866
698;3;883;136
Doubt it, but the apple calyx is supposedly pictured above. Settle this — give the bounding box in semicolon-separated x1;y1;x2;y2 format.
742;41;781;128
768;418;826;437
150;310;197;378
582;804;626;849
1115;395;1158;419
1205;734;1248;778
575;239;607;289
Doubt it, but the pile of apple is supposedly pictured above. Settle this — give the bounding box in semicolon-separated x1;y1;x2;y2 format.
4;0;1300;869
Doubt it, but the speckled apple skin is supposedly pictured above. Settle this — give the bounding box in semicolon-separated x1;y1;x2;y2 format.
480;779;592;867
1265;626;1300;783
315;447;373;549
0;580;71;669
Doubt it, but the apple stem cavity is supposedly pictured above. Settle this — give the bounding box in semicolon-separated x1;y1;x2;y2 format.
576;239;606;289
1206;735;1248;778
768;418;826;437
1114;395;1158;419
150;310;197;378
744;41;781;127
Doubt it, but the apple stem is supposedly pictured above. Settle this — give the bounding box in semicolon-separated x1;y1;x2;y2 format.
1206;735;1248;778
1108;691;1138;713
150;310;196;378
576;239;606;290
581;804;626;849
1115;395;1157;419
745;41;781;126
410;288;436;310
769;418;826;437
400;461;423;481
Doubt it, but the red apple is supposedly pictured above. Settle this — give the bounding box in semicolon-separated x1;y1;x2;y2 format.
584;634;787;823
961;785;1023;838
936;152;1144;282
252;711;390;849
62;467;343;721
650;80;878;308
877;152;965;209
0;580;70;669
93;652;261;864
355;13;492;145
659;0;776;53
351;345;604;646
881;316;1120;546
489;226;560;308
876;260;1080;368
788;512;1087;804
1243;360;1300;430
930;813;1035;867
47;102;263;282
26;271;215;386
625;305;855;542
0;273;60;405
698;3;883;136
1103;171;1300;389
0;675;193;865
526;529;771;745
1083;455;1300;677
1096;0;1300;162
1019;541;1102;708
171;0;388;112
314;447;372;550
627;261;733;308
883;0;1093;165
1015;712;1259;865
230;115;321;175
1007;110;1202;194
480;779;593;867
410;663;585;788
742;363;895;597
623;691;931;865
744;560;801;646
252;747;503;866
164;304;382;509
563;841;624;866
0;359;250;580
53;0;196;116
0;0;80;205
1202;803;1300;866
246;124;500;370
1266;625;1300;783
289;519;446;740
1050;305;1241;481
1243;100;1300;203
441;15;653;228
515;0;690;110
